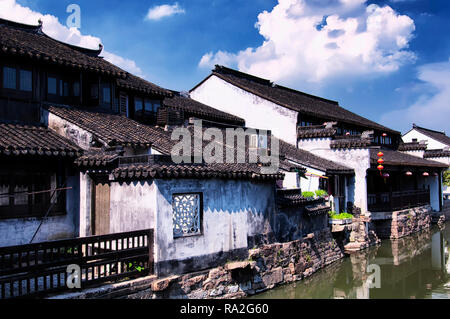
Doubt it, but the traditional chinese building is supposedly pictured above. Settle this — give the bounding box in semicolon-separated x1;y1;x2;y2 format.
190;65;448;233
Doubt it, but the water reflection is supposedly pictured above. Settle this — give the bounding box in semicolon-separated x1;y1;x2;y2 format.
250;224;449;299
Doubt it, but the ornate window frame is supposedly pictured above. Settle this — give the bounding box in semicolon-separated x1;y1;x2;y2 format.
172;193;203;239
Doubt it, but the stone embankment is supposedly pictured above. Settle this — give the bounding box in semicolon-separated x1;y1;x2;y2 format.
374;205;431;239
54;229;344;299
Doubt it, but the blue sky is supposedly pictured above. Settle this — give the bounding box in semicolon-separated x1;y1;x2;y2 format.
3;0;450;134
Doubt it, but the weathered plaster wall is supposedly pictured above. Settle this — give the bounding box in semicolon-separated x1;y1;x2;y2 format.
109;181;157;234
0;173;80;247
153;179;276;276
275;206;328;243
44;110;95;150
190;75;298;145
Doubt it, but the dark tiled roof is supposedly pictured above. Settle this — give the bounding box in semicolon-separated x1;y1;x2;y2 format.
297;125;337;138
0;18;172;97
423;149;450;159
398;142;427;151
279;139;354;174
47;106;174;152
411;124;450;147
112;155;283;181
202;65;399;134
330;136;372;149
276;189;326;207
304;204;331;216
370;149;448;168
75;149;122;167
163;93;245;126
0;123;81;157
116;74;172;97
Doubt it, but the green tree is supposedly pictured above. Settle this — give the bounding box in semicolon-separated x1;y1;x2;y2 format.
444;169;450;187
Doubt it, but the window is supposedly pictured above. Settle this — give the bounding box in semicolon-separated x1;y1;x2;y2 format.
144;99;161;114
90;84;99;99
172;193;202;238
3;67;17;89
135;98;143;116
73;82;80;97
60;80;69;97
412;138;418;142
47;77;57;95
102;85;111;104
249;134;258;149
0;170;66;219
19;70;32;92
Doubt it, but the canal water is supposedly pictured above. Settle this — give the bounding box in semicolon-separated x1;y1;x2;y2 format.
250;224;450;299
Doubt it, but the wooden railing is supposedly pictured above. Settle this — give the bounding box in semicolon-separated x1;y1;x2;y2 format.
368;190;430;212
0;229;154;299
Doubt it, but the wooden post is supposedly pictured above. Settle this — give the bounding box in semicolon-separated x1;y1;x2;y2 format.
148;229;154;275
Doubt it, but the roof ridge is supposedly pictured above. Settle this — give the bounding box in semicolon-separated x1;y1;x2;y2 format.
213;65;273;86
273;84;339;105
0;17;41;32
413;124;446;136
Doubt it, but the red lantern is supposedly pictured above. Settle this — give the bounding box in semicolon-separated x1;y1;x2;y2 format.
383;173;390;178
382;133;387;137
377;158;384;165
423;172;429;177
405;171;412;176
377;165;384;171
377;152;384;157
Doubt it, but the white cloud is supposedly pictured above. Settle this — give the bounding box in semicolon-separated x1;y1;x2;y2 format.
199;0;416;83
380;58;450;134
0;0;143;75
145;2;185;21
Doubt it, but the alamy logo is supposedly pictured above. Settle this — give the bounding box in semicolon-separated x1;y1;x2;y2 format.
66;264;81;289
366;264;381;289
66;4;81;29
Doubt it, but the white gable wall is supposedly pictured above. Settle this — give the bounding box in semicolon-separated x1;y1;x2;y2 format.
191;75;298;145
403;129;448;150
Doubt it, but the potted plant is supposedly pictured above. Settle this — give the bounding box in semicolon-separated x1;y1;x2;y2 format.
328;211;354;225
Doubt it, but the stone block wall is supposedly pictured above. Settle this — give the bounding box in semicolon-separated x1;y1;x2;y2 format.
373;205;432;239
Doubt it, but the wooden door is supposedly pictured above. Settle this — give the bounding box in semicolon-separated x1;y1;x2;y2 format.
93;182;110;235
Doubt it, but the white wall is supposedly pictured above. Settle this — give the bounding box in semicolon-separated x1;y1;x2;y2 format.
403;130;448;150
191;75;299;145
104;178;275;275
417;175;440;211
298;137;370;214
300;167;326;192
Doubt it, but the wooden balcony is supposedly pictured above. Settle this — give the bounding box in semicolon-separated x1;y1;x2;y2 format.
368;189;430;212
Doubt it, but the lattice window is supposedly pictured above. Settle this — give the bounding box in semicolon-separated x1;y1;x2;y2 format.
172;193;201;238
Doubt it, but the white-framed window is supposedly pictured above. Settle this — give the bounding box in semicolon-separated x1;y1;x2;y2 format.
172;193;202;238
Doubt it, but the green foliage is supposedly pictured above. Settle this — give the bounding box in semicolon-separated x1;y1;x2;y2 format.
302;191;315;198
444;169;450;187
315;189;328;197
328;211;354;220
